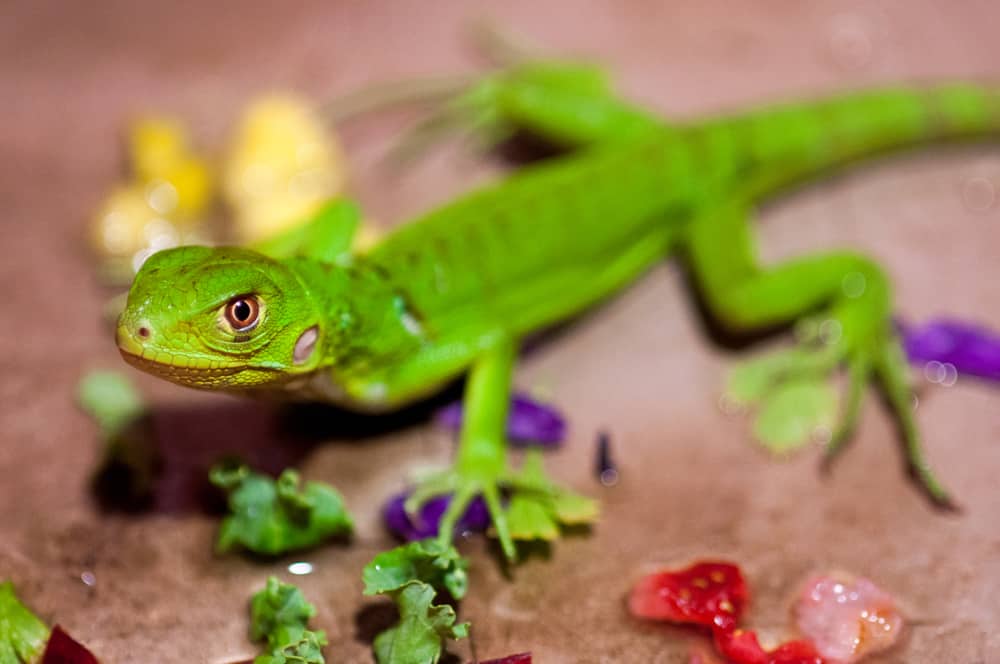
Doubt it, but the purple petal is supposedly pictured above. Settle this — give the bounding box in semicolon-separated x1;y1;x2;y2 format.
898;317;1000;381
437;392;566;447
382;490;490;541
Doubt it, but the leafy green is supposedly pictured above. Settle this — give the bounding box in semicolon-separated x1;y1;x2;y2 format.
249;577;327;664
362;539;468;600
211;465;353;556
505;450;599;541
77;370;160;507
0;581;50;664
363;540;470;664
372;581;469;664
77;370;146;436
250;577;317;646
254;630;328;664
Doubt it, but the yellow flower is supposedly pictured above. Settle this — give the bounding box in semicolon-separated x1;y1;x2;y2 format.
222;94;347;244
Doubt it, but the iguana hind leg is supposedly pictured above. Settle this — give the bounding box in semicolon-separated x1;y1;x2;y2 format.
688;202;953;506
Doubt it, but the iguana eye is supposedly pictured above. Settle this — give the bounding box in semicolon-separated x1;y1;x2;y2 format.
225;296;260;332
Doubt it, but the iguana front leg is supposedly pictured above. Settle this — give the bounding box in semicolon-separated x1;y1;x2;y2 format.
405;339;598;561
688;202;953;506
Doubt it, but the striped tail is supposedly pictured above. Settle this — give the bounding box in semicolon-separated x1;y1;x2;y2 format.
700;84;1000;198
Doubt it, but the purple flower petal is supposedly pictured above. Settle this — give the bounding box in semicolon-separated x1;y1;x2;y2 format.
383;490;490;541
437;392;566;447
898;317;1000;381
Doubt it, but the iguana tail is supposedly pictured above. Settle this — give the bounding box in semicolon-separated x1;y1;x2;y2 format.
704;84;1000;197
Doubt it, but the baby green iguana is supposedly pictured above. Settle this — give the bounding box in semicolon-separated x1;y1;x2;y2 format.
117;57;989;559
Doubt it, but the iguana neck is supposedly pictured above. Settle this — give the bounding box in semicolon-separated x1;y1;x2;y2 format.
283;256;425;379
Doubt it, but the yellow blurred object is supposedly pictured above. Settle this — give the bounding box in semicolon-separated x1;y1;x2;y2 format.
128;116;214;221
90;185;164;258
222;93;347;244
129;116;189;182
90;116;214;283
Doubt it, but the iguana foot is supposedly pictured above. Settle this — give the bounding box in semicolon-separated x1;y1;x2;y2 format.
725;297;954;506
406;450;598;562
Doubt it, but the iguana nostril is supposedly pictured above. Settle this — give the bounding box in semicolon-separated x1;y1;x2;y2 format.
137;326;150;339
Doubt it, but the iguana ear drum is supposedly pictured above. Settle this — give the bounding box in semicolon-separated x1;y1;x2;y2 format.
294;326;319;365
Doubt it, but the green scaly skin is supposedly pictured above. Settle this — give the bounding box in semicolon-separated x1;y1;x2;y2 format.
118;60;993;558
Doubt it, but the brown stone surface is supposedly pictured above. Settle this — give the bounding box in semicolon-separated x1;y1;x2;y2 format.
2;1;999;662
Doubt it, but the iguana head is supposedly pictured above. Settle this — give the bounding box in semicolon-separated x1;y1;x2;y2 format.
116;246;325;389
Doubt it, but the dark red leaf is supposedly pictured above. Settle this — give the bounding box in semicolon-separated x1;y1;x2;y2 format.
629;561;748;630
475;653;532;664
41;625;99;664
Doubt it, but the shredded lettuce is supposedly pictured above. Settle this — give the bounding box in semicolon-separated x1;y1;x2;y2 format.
0;581;50;664
362;540;470;664
212;465;353;556
249;577;327;664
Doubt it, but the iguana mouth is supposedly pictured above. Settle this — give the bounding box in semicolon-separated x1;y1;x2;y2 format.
118;347;245;387
116;324;244;388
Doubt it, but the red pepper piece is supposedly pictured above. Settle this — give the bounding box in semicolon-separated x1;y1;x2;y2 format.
41;625;100;664
629;561;748;630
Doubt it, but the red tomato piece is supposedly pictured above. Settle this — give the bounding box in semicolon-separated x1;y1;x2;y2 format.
714;627;824;664
629;561;748;630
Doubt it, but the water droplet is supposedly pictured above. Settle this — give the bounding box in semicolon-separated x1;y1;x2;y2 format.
600;468;619;487
145;179;178;215
80;571;96;587
241;164;274;197
819;319;843;345
940;362;958;387
143;218;179;250
287;561;313;576
718;393;744;416
828;13;874;70
101;210;132;254
296;141;323;167
961;176;996;212
842;271;867;299
923;360;946;384
811;425;833;446
795;317;821;343
131;247;155;273
290;168;330;197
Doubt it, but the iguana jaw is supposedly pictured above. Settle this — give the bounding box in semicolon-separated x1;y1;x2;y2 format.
116;323;247;389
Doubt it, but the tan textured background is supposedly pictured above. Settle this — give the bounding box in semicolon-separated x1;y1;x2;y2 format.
2;1;999;662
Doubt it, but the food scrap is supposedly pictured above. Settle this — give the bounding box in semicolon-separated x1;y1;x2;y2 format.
249;577;328;664
629;561;748;631
90;116;213;284
437;392;566;446
222;94;347;245
211;465;353;556
794;573;903;663
898;317;1000;382
362;540;470;664
630;562;904;664
0;581;50;663
475;654;532;664
40;626;100;664
383;490;490;541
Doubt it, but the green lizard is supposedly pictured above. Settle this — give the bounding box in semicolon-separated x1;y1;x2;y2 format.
116;58;990;559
